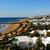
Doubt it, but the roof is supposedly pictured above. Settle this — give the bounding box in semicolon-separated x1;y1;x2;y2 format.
41;37;50;46
29;30;35;34
36;30;44;34
47;30;50;32
14;36;32;43
32;37;38;44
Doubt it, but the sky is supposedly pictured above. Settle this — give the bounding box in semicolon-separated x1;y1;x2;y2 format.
0;0;50;17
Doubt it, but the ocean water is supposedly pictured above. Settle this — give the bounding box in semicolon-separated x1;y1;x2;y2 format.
0;17;28;32
0;17;27;23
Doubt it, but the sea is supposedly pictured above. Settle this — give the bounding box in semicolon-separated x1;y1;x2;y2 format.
0;17;28;24
0;17;28;32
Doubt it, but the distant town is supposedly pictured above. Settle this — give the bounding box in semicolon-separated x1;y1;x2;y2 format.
0;15;50;50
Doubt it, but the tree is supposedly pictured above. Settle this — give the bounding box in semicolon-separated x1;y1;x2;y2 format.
34;31;40;37
0;36;8;49
36;37;43;50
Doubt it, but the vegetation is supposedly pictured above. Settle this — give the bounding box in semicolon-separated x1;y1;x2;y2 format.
36;37;43;50
47;32;50;37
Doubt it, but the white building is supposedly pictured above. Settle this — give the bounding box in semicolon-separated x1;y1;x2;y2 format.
36;30;44;35
41;37;50;46
32;36;38;44
43;30;47;37
29;30;35;34
12;36;34;49
47;30;50;32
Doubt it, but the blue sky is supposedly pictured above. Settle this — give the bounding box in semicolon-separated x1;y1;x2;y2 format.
0;0;50;17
